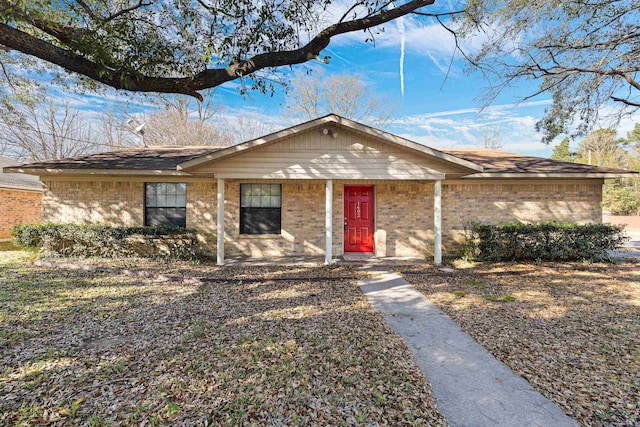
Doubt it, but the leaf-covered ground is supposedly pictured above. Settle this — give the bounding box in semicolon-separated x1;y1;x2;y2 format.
0;250;446;426
398;262;639;427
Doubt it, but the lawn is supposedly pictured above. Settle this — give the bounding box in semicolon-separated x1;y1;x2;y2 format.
398;262;640;427
0;250;446;426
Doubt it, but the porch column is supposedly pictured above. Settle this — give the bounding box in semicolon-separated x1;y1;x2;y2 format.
325;179;333;265
217;178;225;266
434;180;442;265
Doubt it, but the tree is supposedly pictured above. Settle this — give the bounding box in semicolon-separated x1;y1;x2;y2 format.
573;126;640;215
97;107;139;150
479;127;503;150
461;0;640;143
139;96;234;146
603;125;640;215
283;70;395;125
0;0;445;100
0;100;100;161
219;115;277;145
550;137;576;162
575;129;626;168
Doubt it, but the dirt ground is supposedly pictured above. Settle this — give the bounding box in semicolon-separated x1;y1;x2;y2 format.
398;262;639;427
0;249;446;426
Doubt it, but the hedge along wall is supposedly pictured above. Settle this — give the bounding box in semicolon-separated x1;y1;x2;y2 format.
41;179;216;255
12;224;201;259
463;222;628;262
441;179;603;254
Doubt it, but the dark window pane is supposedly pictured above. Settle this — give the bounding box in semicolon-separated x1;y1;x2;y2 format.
145;183;187;227
240;207;281;234
239;184;281;234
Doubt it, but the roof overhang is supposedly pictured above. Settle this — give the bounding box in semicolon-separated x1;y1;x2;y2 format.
0;183;42;192
177;115;484;173
4;167;194;177
463;172;639;178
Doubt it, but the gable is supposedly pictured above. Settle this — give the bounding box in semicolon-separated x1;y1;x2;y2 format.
183;124;477;180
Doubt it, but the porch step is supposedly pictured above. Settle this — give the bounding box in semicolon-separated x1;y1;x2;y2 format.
342;252;377;261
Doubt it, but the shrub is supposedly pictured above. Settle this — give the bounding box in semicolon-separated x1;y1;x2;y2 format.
459;221;481;262
12;223;201;259
461;222;628;262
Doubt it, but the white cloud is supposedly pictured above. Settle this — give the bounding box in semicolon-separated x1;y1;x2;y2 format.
386;99;557;155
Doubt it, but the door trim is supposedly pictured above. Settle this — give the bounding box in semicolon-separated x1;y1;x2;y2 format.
343;185;375;253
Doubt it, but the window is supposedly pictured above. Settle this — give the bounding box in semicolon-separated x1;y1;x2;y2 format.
240;184;281;234
145;183;187;227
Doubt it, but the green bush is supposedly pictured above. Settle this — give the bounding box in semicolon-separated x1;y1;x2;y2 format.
12;223;201;259
461;222;628;262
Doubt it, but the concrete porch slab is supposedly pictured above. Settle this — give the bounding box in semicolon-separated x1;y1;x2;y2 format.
221;255;431;266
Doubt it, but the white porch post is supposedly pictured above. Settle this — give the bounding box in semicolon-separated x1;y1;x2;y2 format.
325;179;333;265
217;178;225;266
434;180;442;265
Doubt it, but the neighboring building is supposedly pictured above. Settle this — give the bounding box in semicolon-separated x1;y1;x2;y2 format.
4;115;636;262
0;157;42;240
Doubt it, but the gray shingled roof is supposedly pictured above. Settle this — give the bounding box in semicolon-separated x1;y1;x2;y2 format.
8;147;224;171
0;157;42;190
4;146;636;176
440;149;635;174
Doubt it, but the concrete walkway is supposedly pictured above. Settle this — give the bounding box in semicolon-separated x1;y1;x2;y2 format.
359;265;579;427
611;231;640;260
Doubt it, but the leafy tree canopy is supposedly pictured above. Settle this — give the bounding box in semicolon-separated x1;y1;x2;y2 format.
570;125;640;215
460;0;640;143
0;0;444;100
550;137;575;162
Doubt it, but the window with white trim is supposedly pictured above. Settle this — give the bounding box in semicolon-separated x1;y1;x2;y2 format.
145;183;187;227
240;184;281;234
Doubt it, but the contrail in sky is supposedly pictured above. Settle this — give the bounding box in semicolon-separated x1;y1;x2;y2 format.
398;14;405;96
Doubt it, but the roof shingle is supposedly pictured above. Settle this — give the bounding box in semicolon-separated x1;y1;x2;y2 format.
8;147;224;171
0;157;42;190
4;145;637;177
440;149;634;174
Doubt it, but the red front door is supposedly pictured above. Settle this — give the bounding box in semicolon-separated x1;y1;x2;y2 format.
344;186;375;252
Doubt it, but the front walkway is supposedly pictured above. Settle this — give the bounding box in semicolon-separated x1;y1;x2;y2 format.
610;231;640;260
359;265;579;427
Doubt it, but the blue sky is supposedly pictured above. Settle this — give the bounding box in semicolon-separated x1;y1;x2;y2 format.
52;8;640;158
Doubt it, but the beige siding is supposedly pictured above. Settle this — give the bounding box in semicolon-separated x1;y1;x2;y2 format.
190;127;468;180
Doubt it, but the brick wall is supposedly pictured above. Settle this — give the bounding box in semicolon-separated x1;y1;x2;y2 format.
43;181;144;226
224;181;326;256
441;179;603;254
40;177;604;259
223;180;435;258
0;188;42;239
371;182;434;257
187;182;216;254
42;180;216;254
